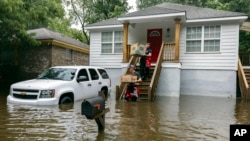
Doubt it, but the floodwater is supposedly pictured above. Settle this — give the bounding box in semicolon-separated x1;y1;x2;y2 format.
0;89;250;141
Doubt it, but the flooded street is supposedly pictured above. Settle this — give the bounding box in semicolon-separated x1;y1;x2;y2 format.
1;89;250;141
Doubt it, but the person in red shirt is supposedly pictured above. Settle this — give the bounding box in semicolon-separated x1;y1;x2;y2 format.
124;65;142;101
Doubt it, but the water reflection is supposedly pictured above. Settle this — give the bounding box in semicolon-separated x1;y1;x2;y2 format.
178;96;236;141
1;90;250;141
235;99;250;124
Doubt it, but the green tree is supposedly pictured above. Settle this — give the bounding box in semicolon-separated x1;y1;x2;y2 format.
64;0;130;44
92;0;130;22
0;0;65;46
0;0;34;46
136;0;208;9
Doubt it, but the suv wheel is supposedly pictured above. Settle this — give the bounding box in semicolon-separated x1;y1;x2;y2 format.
101;89;108;100
59;96;73;104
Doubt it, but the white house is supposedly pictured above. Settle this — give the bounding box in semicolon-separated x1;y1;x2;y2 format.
85;3;248;99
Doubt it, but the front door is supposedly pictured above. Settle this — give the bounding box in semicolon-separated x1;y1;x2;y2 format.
147;29;162;62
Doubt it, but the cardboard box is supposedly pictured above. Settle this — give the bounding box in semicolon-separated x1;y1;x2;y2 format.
130;43;146;56
120;75;137;83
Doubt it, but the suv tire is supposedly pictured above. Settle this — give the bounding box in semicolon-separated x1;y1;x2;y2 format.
59;96;73;104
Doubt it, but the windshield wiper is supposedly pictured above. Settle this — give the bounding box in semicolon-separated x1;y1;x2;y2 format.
37;76;49;79
52;78;63;80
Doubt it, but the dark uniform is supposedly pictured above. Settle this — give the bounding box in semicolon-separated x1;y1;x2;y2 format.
140;48;152;80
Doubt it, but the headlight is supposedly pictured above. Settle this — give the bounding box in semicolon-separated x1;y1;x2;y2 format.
40;89;55;98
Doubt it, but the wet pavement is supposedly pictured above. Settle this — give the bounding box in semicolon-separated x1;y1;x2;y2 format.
0;89;250;141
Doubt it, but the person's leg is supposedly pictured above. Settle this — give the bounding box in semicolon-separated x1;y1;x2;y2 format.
145;66;149;79
140;61;145;79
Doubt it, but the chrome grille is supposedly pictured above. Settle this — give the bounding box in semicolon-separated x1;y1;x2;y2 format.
12;89;39;100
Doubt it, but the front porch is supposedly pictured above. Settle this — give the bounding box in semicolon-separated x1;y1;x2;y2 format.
115;15;183;101
121;18;182;63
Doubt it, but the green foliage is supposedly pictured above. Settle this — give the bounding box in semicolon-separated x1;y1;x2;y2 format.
23;0;65;29
0;0;65;47
136;0;165;9
91;0;129;23
239;31;250;51
48;17;88;45
64;0;130;44
136;0;208;9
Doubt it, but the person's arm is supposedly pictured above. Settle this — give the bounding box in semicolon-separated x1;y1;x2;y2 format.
145;49;152;57
135;72;142;83
136;77;142;83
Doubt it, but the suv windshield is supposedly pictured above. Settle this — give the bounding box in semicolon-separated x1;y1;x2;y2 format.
37;68;76;81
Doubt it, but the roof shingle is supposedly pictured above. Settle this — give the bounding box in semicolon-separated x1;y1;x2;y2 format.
27;28;89;49
86;2;248;28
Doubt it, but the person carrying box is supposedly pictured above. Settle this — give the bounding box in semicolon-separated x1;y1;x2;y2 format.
140;43;152;80
124;65;142;101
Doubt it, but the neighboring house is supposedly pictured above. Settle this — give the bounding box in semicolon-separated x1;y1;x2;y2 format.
18;28;89;79
85;3;248;98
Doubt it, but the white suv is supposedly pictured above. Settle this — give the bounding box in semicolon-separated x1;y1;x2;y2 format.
7;66;111;105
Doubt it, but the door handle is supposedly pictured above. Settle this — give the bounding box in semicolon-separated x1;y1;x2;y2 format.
98;82;102;85
87;83;91;87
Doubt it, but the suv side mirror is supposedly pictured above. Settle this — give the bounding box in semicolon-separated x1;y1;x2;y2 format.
77;76;88;82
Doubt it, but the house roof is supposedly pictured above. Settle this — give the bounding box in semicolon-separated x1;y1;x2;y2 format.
86;2;248;29
27;28;89;53
85;18;121;27
121;3;247;20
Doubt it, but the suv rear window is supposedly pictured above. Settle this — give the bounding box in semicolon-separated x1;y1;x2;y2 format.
98;69;109;79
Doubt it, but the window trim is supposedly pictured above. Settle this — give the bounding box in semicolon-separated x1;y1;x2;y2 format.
185;25;221;53
101;31;123;54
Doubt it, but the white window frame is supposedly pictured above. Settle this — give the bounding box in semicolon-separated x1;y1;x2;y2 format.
186;25;221;53
101;31;123;54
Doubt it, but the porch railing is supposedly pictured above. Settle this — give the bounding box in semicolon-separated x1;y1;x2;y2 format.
239;51;250;66
147;42;165;100
238;58;250;100
163;43;176;62
116;45;139;100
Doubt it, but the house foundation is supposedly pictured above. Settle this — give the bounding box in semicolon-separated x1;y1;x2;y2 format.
157;63;181;97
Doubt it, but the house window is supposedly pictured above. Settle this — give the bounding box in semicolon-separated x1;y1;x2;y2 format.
186;25;220;53
65;49;72;60
101;31;123;54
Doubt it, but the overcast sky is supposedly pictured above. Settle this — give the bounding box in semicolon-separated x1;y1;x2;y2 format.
127;0;137;12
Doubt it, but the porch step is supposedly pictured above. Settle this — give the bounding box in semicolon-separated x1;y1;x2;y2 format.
134;66;153;100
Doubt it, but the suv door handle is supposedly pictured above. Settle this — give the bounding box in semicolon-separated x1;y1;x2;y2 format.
87;83;91;87
98;82;102;85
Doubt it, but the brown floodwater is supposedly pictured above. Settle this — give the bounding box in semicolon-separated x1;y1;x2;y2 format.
0;89;250;141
